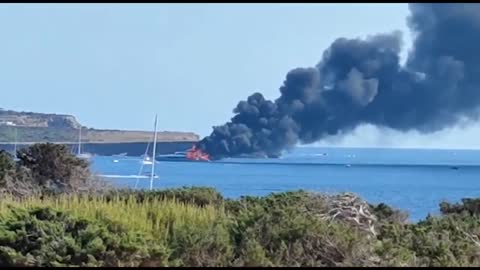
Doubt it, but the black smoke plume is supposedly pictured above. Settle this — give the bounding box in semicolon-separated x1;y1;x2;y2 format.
198;4;480;159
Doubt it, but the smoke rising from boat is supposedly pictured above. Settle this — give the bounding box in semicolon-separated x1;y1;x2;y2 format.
197;4;480;160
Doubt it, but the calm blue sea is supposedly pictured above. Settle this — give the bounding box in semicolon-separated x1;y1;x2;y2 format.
90;147;480;222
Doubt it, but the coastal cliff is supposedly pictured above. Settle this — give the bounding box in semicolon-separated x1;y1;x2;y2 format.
0;109;199;156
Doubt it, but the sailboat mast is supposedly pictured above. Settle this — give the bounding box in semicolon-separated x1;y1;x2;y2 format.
150;114;158;190
13;128;17;157
78;127;82;155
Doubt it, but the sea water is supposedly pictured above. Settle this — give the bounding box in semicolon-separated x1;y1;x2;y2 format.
90;147;480;221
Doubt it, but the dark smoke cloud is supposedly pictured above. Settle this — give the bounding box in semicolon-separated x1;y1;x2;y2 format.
198;3;480;159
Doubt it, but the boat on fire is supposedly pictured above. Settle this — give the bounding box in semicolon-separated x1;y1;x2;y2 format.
155;146;211;162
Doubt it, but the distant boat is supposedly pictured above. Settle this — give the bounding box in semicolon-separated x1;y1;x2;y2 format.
156;148;210;162
156;151;191;162
141;155;154;165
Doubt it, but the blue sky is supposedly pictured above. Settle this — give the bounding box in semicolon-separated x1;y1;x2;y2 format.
0;4;410;134
4;3;472;148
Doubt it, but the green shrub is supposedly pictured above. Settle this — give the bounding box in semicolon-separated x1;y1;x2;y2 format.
0;150;38;198
370;203;409;225
0;150;15;180
0;193;232;267
102;186;224;208
17;143;90;193
0;206;168;267
0;144;110;198
440;198;480;216
226;191;376;266
375;214;480;267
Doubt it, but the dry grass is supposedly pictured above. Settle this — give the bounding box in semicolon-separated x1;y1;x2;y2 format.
0;194;225;240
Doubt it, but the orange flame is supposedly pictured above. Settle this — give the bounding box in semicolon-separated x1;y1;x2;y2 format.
186;145;211;161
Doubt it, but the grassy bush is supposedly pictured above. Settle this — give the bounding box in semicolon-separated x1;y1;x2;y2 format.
101;186;224;208
439;198;480;216
0;206;165;267
1;188;480;267
0;150;40;198
0;143;109;198
0;193;232;267
0;151;14;179
375;214;480;266
225;191;377;266
17;143;91;193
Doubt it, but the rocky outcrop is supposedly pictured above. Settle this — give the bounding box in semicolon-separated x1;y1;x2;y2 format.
0;109;81;129
0;109;199;143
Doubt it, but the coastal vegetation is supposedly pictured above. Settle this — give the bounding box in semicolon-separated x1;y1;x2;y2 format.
0;143;479;267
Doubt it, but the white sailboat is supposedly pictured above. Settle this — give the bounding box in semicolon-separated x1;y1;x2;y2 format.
76;127;92;159
134;115;159;190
